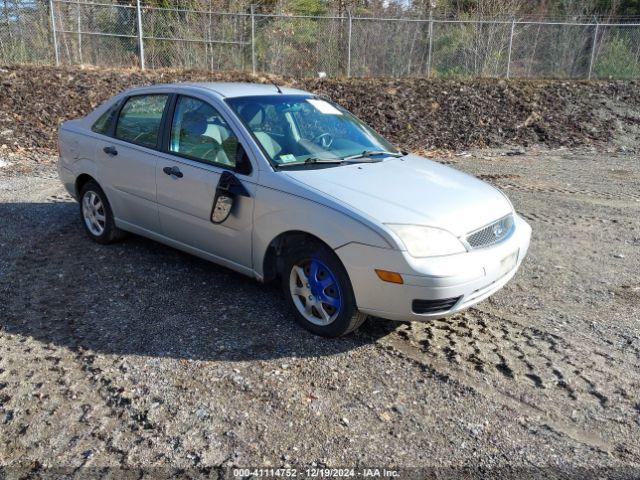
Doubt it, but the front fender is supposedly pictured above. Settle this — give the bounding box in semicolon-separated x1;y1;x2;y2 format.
252;185;392;279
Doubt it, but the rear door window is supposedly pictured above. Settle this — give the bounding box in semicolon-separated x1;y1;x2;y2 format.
115;94;169;149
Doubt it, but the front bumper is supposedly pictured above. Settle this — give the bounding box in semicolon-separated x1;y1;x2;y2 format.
335;214;532;322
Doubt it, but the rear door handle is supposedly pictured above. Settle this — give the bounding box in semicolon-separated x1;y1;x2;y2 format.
103;146;118;156
163;166;183;178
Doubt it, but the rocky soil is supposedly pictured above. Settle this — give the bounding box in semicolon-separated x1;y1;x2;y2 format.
1;144;639;478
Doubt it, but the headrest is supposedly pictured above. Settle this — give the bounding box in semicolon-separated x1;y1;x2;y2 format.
238;103;264;127
182;112;207;136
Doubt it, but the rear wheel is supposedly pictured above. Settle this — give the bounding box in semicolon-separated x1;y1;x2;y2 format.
79;181;124;244
282;243;366;337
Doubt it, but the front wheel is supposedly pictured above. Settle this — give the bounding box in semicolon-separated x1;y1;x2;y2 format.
282;243;366;337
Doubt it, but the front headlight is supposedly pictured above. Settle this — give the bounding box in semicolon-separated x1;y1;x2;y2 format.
386;224;467;258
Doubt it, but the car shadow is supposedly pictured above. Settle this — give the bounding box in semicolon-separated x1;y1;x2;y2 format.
0;201;400;362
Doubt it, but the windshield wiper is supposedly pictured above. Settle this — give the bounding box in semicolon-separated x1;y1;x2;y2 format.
276;157;343;168
342;150;404;161
276;151;403;169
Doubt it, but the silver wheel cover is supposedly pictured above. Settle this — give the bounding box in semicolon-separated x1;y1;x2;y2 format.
82;190;106;236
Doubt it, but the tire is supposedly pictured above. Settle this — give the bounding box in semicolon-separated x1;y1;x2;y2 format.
281;242;367;337
78;180;125;244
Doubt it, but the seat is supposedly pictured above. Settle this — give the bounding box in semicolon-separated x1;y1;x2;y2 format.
254;132;282;158
238;103;282;158
176;112;221;163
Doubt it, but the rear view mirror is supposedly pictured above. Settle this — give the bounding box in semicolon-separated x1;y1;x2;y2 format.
210;171;251;224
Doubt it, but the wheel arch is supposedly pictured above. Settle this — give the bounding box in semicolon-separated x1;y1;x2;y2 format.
261;230;334;283
75;173;97;197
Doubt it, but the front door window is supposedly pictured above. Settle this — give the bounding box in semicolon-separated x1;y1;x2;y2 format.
170;96;239;168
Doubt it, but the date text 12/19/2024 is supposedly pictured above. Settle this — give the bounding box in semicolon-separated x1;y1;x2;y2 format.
233;468;400;478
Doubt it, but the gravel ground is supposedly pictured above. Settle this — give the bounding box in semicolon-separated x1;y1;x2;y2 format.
0;145;639;478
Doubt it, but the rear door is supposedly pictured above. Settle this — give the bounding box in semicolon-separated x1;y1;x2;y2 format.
155;95;256;272
96;93;169;233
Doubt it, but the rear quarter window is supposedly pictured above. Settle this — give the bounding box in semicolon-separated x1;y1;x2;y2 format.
91;101;120;135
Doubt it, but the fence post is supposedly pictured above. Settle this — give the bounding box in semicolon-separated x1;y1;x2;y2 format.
251;4;256;75
588;20;599;80
136;0;145;70
49;0;60;66
76;0;82;64
346;9;352;77
427;9;434;77
506;19;515;79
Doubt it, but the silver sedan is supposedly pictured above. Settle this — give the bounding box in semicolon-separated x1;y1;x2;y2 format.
57;82;531;337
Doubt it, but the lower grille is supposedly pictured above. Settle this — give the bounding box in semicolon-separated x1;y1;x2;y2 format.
412;296;461;314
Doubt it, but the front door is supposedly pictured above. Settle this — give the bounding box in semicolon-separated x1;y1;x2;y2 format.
155;95;255;271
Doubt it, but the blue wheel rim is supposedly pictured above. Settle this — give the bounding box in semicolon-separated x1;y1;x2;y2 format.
289;257;342;326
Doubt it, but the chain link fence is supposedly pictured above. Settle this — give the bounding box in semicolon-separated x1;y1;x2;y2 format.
1;0;639;79
0;1;52;65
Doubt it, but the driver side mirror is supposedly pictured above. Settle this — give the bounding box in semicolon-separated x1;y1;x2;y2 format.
210;171;251;224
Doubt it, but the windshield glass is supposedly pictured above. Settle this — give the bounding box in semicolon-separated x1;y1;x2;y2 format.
226;95;398;167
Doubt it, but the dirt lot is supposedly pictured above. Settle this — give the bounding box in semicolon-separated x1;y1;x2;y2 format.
1;141;639;477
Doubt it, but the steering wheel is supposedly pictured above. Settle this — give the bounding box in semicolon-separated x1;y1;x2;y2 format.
313;133;333;149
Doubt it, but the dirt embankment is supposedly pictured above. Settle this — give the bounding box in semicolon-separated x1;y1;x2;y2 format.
1;64;639;153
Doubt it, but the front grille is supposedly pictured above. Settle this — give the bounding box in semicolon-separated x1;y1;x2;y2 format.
466;214;514;249
412;296;461;314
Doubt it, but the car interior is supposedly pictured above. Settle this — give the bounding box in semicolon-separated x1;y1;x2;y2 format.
110;94;395;169
171;99;237;166
232;97;389;164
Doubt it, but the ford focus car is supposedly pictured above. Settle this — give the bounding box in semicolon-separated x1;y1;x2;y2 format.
57;83;531;337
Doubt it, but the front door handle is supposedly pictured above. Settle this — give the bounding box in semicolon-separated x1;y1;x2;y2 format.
103;146;118;156
163;166;183;178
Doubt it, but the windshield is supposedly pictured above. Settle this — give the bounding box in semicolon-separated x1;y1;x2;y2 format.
226;95;399;167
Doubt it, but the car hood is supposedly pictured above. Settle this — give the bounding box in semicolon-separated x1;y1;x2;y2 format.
282;155;513;237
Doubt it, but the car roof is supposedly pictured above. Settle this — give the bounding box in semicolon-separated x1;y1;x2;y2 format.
123;82;310;99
